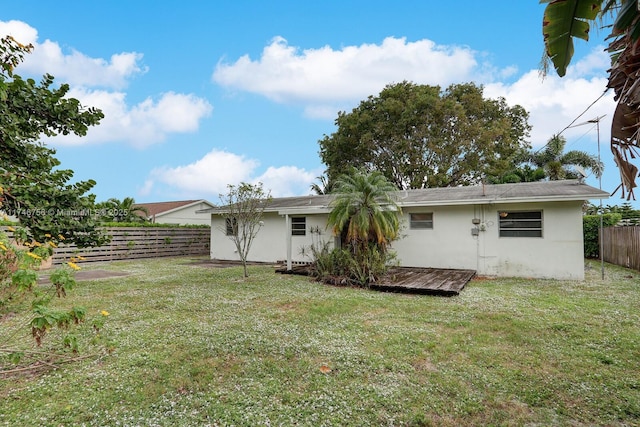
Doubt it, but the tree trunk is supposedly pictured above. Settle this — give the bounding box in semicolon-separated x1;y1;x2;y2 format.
242;260;248;278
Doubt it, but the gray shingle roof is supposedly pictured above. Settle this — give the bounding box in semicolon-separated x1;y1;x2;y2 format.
198;180;609;214
397;179;609;206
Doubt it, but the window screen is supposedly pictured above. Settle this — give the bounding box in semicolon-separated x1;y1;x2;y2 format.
410;213;433;229
291;217;306;236
225;217;237;236
498;211;542;237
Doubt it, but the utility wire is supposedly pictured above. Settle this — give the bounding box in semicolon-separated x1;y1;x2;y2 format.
532;88;610;155
491;88;610;201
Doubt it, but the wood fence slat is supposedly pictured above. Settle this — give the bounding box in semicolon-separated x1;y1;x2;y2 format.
601;226;640;271
1;226;210;265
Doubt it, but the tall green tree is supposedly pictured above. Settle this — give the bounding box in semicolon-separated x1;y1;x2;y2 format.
540;0;640;199
327;170;401;253
529;134;604;180
0;35;107;247
319;81;531;190
0;36;108;360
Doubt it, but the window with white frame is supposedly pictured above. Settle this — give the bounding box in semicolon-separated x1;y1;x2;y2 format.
291;217;306;236
498;211;543;237
410;213;433;229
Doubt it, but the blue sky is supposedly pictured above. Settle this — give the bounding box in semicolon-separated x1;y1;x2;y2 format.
4;1;634;208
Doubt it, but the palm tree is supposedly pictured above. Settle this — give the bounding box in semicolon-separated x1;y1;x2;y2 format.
541;0;640;198
310;173;332;195
529;134;603;180
98;197;148;223
327;170;401;253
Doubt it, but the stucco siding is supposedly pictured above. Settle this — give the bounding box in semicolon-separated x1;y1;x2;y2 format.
209;199;586;280
479;201;584;280
155;202;213;225
210;212;333;263
391;201;584;279
392;205;478;270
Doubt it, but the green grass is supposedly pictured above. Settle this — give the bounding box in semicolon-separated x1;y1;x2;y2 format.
1;257;639;426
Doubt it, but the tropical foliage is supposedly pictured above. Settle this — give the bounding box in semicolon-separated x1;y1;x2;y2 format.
96;197;149;223
528;134;603;180
328;170;401;252
585;201;640;223
319;81;531;190
541;0;640;200
315;170;400;286
488;133;602;183
583;213;622;257
310;174;332;195
0;35;107;248
0;35;107;366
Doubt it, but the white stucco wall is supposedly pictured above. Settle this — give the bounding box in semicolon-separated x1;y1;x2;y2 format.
209;200;586;280
391;201;585;280
392;205;478;271
154;202;213;225
210;212;333;263
478;201;585;280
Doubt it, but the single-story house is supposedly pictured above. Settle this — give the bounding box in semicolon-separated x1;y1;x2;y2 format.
199;180;609;280
135;199;215;225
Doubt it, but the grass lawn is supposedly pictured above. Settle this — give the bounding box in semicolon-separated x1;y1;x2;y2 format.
1;257;639;426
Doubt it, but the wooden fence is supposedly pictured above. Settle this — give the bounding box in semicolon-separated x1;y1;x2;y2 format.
601;226;640;271
1;226;210;265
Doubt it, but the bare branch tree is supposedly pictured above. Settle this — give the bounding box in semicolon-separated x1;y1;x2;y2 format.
218;182;271;277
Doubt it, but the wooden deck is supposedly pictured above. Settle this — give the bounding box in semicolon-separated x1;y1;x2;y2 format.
279;264;476;296
371;267;476;296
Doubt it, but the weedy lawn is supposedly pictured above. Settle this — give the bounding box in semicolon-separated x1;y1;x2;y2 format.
1;257;639;426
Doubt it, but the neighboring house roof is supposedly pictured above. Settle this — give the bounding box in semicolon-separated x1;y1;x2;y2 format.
135;199;216;219
199;180;609;215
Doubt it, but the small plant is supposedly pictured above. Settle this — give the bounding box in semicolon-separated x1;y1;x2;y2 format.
0;229;106;372
308;241;396;287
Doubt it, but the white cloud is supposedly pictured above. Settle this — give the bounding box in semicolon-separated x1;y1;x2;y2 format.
0;20;38;45
47;89;213;148
28;45;145;90
0;20;146;89
145;149;320;199
214;36;614;146
214;36;485;119
255;166;320;197
149;150;259;197
138;179;154;197
1;19;212;148
485;48;614;148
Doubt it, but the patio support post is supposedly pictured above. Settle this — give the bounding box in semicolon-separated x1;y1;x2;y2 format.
285;214;292;271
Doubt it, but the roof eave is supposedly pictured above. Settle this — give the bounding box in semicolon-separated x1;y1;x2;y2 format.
398;194;609;207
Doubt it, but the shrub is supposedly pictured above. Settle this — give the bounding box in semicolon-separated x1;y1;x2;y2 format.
309;242;397;287
309;242;352;285
583;213;621;258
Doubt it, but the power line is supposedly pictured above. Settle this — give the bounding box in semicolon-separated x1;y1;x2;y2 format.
557;89;610;137
532;88;610;155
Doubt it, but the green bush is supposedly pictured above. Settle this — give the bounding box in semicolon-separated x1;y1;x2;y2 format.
309;242;397;287
583;213;621;258
309;242;352;284
100;222;209;228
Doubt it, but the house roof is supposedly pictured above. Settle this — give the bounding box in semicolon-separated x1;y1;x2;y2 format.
135;199;215;218
199;180;609;215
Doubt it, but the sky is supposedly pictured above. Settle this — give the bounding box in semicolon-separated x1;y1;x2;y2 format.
3;1;636;208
